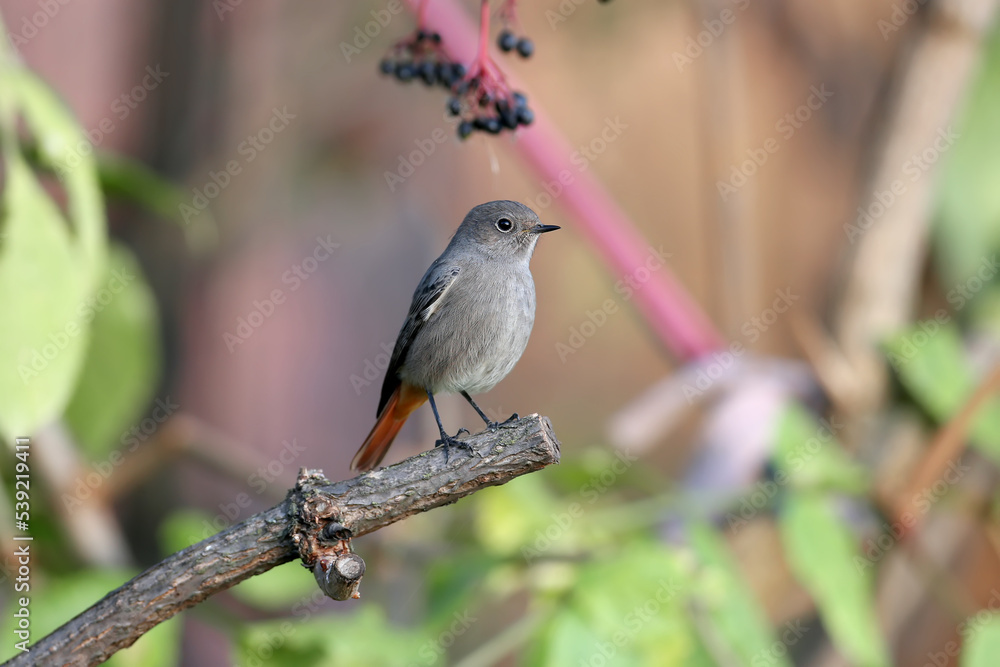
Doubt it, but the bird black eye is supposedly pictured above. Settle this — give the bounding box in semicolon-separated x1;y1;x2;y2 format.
496;218;513;232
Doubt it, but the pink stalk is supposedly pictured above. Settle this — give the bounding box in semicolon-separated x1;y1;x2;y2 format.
477;0;490;64
401;0;725;361
464;0;509;100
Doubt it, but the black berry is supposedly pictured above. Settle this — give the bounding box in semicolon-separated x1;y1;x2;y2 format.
498;30;517;52
500;109;519;129
418;61;436;85
395;63;416;81
435;63;452;87
458;120;474;140
496;100;518;129
379;59;394;75
516;107;534;126
516;38;534;58
447;97;462;116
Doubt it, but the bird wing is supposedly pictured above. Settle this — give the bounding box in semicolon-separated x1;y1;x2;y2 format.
377;262;462;415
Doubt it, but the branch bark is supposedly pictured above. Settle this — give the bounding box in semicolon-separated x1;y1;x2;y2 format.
5;415;560;667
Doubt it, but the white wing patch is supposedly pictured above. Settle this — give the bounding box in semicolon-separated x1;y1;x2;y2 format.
421;275;456;321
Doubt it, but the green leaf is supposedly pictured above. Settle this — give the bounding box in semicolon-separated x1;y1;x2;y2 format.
885;321;1000;460
473;475;563;556
64;243;160;458
962;614;1000;667
237;607;425;667
230;564;319;612
539;610;629;667
3;66;106;289
0;152;91;439
772;402;869;493
0;60;107;440
158;509;222;553
688;522;792;666
780;494;889;667
535;541;699;666
97;152;218;253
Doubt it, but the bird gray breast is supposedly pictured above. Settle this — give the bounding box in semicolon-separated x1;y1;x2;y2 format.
402;257;536;395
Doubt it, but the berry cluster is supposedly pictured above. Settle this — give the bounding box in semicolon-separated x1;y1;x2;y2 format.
497;29;533;58
379;29;466;90
377;0;552;141
449;88;534;138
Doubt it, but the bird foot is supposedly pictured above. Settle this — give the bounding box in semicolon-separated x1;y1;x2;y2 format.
434;432;473;464
498;413;521;429
484;413;520;432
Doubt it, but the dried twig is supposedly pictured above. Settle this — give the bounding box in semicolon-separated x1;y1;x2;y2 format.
4;415;560;667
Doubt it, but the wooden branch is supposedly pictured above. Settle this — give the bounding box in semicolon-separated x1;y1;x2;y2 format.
5;415;560;667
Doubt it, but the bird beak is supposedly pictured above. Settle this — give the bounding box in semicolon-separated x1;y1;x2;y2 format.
532;223;561;234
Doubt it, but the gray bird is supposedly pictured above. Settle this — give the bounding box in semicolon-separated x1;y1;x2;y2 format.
351;200;558;471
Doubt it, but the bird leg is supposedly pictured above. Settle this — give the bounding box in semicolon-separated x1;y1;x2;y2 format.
460;391;520;431
427;391;473;464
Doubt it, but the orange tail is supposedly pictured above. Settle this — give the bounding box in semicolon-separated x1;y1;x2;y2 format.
351;382;427;471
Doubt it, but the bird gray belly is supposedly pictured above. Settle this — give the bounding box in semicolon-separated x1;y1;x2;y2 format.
401;277;535;394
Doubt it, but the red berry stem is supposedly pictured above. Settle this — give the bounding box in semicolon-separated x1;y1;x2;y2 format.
477;0;491;64
498;0;520;31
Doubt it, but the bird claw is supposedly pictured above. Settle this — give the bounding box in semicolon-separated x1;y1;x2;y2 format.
484;414;520;433
499;413;520;428
434;434;473;464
